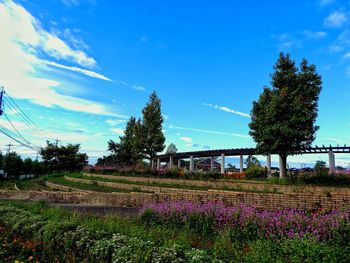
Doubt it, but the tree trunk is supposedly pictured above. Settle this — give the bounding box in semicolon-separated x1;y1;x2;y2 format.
279;154;287;179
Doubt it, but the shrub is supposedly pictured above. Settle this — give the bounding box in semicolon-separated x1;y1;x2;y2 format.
246;165;267;179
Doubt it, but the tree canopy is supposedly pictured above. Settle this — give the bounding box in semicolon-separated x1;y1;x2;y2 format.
166;143;178;154
142;91;165;161
104;91;165;167
40;142;88;172
249;53;322;178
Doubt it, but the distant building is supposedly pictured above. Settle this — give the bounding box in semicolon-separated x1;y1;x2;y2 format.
196;158;221;171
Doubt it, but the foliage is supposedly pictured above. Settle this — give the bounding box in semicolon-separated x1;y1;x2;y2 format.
244;155;260;168
141;91;166;162
3;152;23;179
103;91;165;167
40;142;88;173
249;53;322;178
0;202;214;263
244;238;348;263
246;165;267;179
165;143;178;154
314;160;328;174
107;117;144;166
0;201;349;262
23;158;33;175
141;201;350;243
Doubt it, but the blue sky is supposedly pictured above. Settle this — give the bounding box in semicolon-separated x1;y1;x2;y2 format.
0;0;350;167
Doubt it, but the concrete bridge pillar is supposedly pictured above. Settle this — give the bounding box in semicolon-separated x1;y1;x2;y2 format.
178;159;181;168
266;154;271;173
329;151;336;173
169;156;173;168
221;153;225;174
240;155;244;173
210;157;214;172
157;158;160;171
190;156;194;171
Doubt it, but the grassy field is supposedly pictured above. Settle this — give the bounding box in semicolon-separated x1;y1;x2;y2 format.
46;174;153;193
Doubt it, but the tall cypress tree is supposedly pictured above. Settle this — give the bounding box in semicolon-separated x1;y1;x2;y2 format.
142;91;165;162
249;53;322;178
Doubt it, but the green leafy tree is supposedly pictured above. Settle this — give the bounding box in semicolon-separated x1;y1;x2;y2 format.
249;53;322;179
108;117;144;166
314;160;327;175
40;142;88;172
23;158;33;174
166;143;178;154
245;155;261;168
142;91;165;162
3;152;23;179
32;160;44;176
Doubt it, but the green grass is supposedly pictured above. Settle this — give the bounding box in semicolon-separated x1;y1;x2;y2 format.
46;175;152;193
0;178;49;191
69;173;283;194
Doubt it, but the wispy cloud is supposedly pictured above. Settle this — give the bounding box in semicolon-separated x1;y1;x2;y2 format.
179;136;193;143
302;30;327;40
46;61;112;81
204;103;250;118
110;128;124;135
169;125;251;139
132;85;145;91
324;11;347;28
0;0;118;116
61;0;80;6
319;0;335;6
105;118;127;126
273;30;327;50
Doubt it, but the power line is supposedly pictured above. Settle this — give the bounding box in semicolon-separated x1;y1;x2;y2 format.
0;125;39;151
3;112;31;144
3;92;55;140
6;94;50;135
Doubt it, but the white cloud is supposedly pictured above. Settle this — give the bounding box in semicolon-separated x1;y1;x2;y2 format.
0;0;118;117
110;128;124;135
179;136;193;143
105;118;127;126
170;125;251;139
46;61;112;81
302;30;327;40
319;0;335;6
132;85;145;91
324;11;347;28
61;0;80;6
204;103;250;118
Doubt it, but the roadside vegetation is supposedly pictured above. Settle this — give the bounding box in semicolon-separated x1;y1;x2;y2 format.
0;200;349;263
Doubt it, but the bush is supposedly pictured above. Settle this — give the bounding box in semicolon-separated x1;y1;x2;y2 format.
244;238;349;263
246;165;267;179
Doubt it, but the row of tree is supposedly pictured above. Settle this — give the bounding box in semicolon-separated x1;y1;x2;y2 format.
0;142;88;179
97;92;166;167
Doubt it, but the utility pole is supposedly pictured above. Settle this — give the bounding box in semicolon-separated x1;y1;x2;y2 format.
0;86;4;116
5;143;13;153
